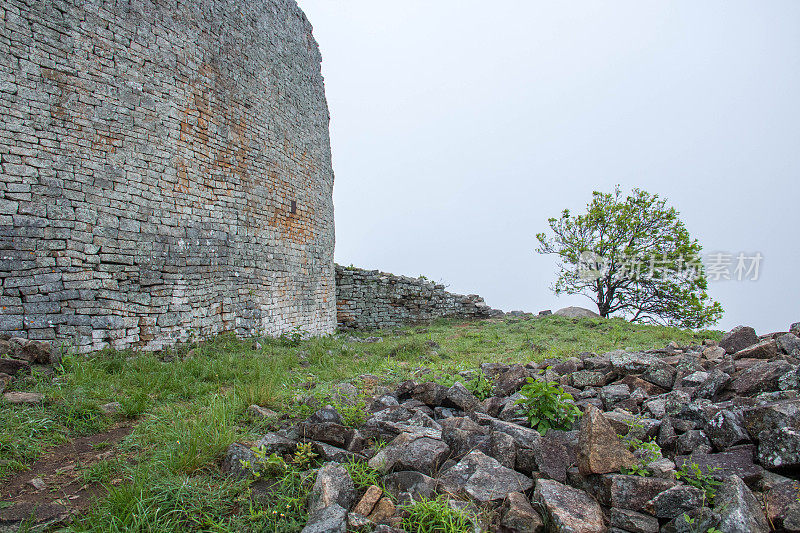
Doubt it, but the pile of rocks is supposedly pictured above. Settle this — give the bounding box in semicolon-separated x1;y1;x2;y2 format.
224;322;800;532
0;336;60;404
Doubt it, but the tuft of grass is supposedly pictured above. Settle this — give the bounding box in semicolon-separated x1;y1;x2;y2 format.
81;457;123;485
402;496;475;533
76;472;250;533
344;458;382;491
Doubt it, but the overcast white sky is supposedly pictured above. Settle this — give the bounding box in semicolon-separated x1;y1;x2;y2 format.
297;0;800;334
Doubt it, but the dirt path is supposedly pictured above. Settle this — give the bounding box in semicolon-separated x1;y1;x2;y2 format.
0;424;134;530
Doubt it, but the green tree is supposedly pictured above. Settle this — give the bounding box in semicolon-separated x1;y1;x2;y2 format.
536;187;723;328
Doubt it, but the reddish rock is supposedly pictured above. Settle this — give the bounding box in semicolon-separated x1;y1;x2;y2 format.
733;339;778;360
501;491;544;533
578;405;635;475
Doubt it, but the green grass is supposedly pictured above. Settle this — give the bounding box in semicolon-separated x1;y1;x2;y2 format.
401;496;475;533
0;316;720;531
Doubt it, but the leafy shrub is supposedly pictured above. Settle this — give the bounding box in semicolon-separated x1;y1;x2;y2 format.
402;496;474;533
621;438;662;477
433;372;495;401
675;461;722;505
514;377;581;435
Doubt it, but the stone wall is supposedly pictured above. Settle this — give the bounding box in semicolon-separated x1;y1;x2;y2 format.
335;265;500;330
0;0;336;351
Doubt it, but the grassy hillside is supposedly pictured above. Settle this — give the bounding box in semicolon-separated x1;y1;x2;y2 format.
0;315;720;531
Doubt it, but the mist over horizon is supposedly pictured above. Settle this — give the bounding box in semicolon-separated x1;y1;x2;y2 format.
298;0;800;335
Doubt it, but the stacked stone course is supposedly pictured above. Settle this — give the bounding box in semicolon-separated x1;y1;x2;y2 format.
335;265;500;330
0;0;336;351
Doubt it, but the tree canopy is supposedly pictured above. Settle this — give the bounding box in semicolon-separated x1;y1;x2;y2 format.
536;187;723;328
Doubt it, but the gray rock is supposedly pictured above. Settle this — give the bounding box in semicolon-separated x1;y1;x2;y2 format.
310;441;364;463
308;462;355;517
439;450;533;502
368;432;450;475
248;405;279;419
411;382;449;407
441;417;489;460
383;471;437;504
733;339;778;360
609;508;659;533
445;381;478;412
369;394;400;413
643;390;690;419
642;360;677;390
778;333;800;355
675;446;762;485
605;475;680;511
255;432;297;456
741;399;800;440
488;430;516;469
533;479;605;532
680;371;709;388
765;479;800;531
308;408;343;425
705;409;750;450
99;402;122;414
646;457;677;479
676;429;712;455
608;350;660;374
571;370;608;388
719;325;759;354
600;383;631;410
661;508;720;533
301;503;348;533
493;365;529;397
733;360;794;396
644;484;703;519
300;422;360;450
692;369;731;400
715;475;769;533
757;427;800;468
221;443;258;478
0;357;30;377
554;306;600;318
2;391;44;405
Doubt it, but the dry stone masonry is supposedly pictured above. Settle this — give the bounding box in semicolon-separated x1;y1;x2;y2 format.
335;265;501;330
0;0;336;351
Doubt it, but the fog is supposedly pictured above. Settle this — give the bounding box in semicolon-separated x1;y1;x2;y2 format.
298;0;800;333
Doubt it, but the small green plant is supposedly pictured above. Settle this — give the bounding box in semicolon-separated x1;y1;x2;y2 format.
332;398;367;428
402;496;474;533
279;327;307;347
241;446;288;480
466;372;494;400
681;513;723;533
515;376;581;435
620;438;661;477
676;461;722;505
291;442;318;469
432;372;494;401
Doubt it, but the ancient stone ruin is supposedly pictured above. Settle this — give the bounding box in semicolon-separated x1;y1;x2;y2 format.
335;265;501;330
0;0;337;351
